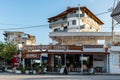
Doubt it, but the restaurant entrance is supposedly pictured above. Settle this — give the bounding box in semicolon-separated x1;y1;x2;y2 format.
53;54;93;72
66;54;93;72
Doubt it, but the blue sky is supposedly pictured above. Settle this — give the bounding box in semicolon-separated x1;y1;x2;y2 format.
0;0;118;44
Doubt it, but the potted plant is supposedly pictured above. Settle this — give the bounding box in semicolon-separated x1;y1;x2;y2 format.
16;67;22;73
21;68;26;74
34;66;41;74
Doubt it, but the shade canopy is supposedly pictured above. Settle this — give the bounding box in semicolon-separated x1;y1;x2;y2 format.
111;2;120;23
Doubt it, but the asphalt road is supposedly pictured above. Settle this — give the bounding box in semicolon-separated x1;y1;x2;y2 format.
0;72;120;80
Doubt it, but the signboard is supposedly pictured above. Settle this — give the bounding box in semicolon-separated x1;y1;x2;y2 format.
23;45;83;58
11;54;20;67
59;67;65;74
23;45;66;50
23;45;83;51
22;52;41;58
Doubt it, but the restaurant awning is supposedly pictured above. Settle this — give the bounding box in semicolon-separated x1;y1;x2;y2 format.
23;51;109;59
111;2;120;23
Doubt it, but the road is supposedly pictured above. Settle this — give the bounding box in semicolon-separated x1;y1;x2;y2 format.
0;72;120;80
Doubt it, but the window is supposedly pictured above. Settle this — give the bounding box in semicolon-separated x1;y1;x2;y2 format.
54;19;58;22
22;42;24;44
62;16;67;20
18;35;21;37
73;10;76;13
72;20;76;25
80;12;85;17
64;26;67;32
80;25;85;29
90;27;92;29
68;22;69;26
54;28;60;32
54;29;58;32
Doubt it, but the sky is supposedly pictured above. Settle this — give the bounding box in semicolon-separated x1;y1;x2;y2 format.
0;0;119;44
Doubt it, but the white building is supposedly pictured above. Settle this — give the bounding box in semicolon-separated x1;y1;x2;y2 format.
48;6;112;73
109;46;120;74
48;6;103;33
3;31;36;45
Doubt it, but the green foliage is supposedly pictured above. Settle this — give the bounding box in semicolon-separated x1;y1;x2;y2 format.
21;68;26;74
7;66;12;69
16;67;23;70
0;42;17;60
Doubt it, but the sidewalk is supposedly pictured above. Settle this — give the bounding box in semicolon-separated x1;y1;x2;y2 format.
45;72;120;75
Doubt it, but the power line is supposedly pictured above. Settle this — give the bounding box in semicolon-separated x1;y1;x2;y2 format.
0;22;34;26
96;10;112;16
0;24;49;30
0;8;115;31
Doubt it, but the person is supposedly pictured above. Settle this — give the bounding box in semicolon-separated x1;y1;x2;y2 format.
64;66;68;75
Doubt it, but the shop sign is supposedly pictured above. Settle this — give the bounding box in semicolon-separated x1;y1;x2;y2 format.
23;45;67;50
11;54;20;67
23;45;83;51
22;53;40;59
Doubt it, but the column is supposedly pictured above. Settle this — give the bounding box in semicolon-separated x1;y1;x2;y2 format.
64;54;66;66
106;54;109;73
81;54;83;73
22;58;25;68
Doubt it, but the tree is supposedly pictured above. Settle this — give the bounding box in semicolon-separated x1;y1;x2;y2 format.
0;42;17;60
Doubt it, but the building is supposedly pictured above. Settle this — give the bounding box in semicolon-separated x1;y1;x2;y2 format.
22;6;120;74
110;1;120;74
47;6;112;73
109;46;120;74
48;6;105;45
48;6;103;33
3;31;36;45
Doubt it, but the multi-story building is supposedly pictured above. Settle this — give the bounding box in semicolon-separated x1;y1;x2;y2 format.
22;6;120;74
3;31;36;45
48;6;109;45
47;6;112;73
48;6;103;33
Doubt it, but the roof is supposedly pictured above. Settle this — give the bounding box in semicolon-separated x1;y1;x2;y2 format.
4;31;24;34
111;2;120;23
48;6;104;25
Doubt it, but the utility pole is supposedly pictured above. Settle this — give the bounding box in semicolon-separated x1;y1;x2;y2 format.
111;0;119;45
78;4;80;32
112;18;114;45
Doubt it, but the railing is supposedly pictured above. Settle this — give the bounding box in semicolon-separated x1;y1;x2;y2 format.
49;19;67;27
67;13;85;18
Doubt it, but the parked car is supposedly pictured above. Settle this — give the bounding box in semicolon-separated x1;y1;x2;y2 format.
0;64;5;71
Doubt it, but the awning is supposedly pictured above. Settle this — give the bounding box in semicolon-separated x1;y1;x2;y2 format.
23;51;109;58
47;51;109;55
111;2;120;23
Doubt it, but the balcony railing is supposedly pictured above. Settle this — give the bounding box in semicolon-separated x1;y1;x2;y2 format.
49;19;67;27
67;13;85;18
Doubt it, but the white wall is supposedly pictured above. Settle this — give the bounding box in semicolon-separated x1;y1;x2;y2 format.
93;61;104;67
84;48;105;52
109;52;120;74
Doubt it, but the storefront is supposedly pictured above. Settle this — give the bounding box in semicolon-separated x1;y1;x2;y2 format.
23;45;109;73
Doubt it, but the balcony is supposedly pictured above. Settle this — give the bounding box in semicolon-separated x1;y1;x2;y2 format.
67;13;85;18
49;19;67;28
54;27;68;32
